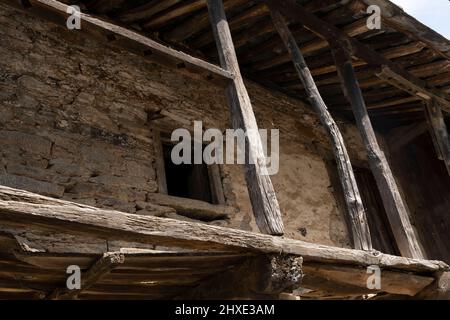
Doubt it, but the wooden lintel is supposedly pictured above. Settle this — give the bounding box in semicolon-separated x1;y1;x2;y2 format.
180;254;303;299
0;186;448;273
146;192;232;221
47;252;125;300
0;0;234;86
265;0;450;113
424;100;450;175
330;43;424;259
268;8;372;251
206;0;284;235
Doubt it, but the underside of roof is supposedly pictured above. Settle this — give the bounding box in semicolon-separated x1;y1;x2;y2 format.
0;186;448;299
47;0;450;131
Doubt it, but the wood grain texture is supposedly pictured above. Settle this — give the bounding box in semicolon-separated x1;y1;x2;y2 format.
266;0;450;112
181;254;303;299
146;193;232;221
303;262;434;296
0;186;447;273
424;100;450;175
0;0;233;86
331;44;424;259
47;252;125;300
206;0;284;235
269;8;372;251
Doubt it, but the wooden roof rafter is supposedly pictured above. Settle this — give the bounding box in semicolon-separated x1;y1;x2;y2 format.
1;0;235;86
264;0;450;114
0;186;447;272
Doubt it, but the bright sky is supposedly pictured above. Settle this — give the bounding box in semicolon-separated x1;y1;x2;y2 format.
390;0;450;40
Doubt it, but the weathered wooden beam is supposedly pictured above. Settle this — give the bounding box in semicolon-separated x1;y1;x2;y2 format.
0;0;233;86
193;2;270;48
181;254;303;299
47;252;125;300
142;0;206;30
302;262;434;296
414;272;450;300
207;164;226;205
268;9;372;251
253;18;370;71
354;0;450;60
165;0;246;43
1;186;448;273
265;0;450;112
424;100;450;175
206;0;284;235
375;65;439;105
237;0;344;64
118;0;182;23
146;192;232;221
152;130;168;195
300;273;374;299
331;43;424;259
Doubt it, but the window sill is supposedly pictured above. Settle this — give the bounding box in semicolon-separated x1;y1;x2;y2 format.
147;193;234;221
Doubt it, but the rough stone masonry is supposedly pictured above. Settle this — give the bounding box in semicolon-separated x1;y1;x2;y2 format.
0;4;378;247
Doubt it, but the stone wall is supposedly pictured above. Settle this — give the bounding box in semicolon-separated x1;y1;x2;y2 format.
0;5;371;247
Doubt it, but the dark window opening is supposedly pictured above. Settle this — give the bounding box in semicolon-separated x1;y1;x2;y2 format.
353;167;400;256
327;160;400;255
162;142;215;204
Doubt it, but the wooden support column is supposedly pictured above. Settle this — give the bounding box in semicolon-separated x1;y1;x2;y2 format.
181;254;303;299
206;0;284;235
330;42;424;259
47;252;125;299
268;9;372;251
424;100;450;176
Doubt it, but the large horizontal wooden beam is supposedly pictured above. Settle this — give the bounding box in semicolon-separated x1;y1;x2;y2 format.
0;186;448;273
182;254;303;299
265;0;450;113
302;262;434;296
0;0;234;86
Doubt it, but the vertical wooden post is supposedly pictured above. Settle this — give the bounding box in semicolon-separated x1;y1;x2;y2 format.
152;129;168;194
331;42;424;259
206;0;284;235
269;9;372;251
424;100;450;176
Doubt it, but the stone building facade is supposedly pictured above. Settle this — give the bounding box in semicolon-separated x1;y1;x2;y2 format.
1;4;384;248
